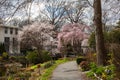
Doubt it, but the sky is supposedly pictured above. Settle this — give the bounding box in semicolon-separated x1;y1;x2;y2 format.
8;1;45;20
4;0;120;26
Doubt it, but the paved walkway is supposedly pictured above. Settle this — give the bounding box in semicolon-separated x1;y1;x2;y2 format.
51;61;82;80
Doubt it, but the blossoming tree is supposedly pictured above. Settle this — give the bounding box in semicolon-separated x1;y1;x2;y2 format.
18;22;54;60
57;23;90;56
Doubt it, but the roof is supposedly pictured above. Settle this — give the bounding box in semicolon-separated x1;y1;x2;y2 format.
0;25;20;29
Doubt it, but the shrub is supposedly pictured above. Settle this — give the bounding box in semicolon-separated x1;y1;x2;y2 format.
86;53;97;63
87;63;115;80
8;76;14;80
15;72;31;79
6;63;22;75
0;56;3;61
0;63;6;76
88;32;111;50
111;44;120;79
26;50;40;64
42;50;51;62
76;57;86;65
54;53;62;59
89;29;120;47
80;61;90;71
16;56;28;67
2;52;9;60
44;62;53;69
0;43;5;55
9;56;17;62
37;64;41;68
88;32;95;49
109;29;120;44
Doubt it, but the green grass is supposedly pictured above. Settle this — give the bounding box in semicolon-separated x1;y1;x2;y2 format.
30;63;45;69
39;58;68;80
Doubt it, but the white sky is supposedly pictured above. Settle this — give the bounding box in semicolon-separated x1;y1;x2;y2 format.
6;0;120;26
30;2;45;18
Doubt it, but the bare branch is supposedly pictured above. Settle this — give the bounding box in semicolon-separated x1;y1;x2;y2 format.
86;0;93;7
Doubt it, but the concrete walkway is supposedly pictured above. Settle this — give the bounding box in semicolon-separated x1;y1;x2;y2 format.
51;61;82;80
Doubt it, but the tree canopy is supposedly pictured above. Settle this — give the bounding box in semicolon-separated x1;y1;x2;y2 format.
18;22;54;54
57;23;90;54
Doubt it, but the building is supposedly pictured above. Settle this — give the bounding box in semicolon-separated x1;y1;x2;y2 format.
0;25;20;55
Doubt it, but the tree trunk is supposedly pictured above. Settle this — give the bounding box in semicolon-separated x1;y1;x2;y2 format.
94;0;107;66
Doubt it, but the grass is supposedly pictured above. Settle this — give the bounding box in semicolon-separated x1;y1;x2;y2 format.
28;61;49;70
30;63;45;69
39;58;68;80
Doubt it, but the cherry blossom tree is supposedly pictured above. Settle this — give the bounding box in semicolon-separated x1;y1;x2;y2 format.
18;22;54;61
57;23;90;56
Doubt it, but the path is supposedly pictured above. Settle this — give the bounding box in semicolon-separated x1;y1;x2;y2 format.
51;61;83;80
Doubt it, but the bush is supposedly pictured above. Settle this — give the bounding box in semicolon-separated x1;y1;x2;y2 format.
2;52;9;60
88;33;95;48
42;50;51;62
44;62;53;69
54;53;62;59
0;56;3;61
87;63;115;80
16;56;28;67
26;50;40;64
76;57;86;65
9;56;17;62
111;44;120;79
109;29;120;44
0;63;6;76
15;72;31;79
86;53;97;63
89;29;120;48
80;61;90;71
88;32;110;48
0;43;5;55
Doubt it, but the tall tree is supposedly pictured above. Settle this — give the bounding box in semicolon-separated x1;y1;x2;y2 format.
94;0;107;66
64;0;88;23
57;23;89;56
39;0;66;25
102;0;120;31
0;0;29;21
18;22;53;61
85;0;120;31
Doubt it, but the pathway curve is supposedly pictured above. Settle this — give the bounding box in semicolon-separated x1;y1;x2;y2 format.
51;61;82;80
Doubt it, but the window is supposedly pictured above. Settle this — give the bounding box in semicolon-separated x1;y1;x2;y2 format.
13;38;15;45
4;27;8;34
12;38;18;53
13;38;17;45
10;28;13;34
4;37;10;52
15;29;18;35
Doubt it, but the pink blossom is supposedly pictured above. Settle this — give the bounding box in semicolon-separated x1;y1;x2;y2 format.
57;23;90;52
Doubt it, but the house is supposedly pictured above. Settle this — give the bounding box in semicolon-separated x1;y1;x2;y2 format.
0;25;20;55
